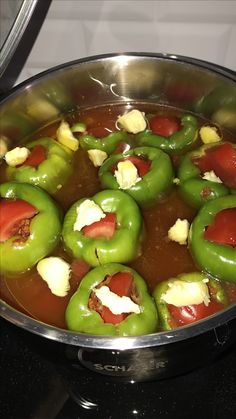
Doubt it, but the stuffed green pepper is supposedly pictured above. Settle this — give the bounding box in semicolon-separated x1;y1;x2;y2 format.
99;146;174;208
189;195;236;283
0;182;62;274
153;272;228;331
66;263;158;336
62;189;143;266
136;114;198;154
177;142;236;208
5;137;73;194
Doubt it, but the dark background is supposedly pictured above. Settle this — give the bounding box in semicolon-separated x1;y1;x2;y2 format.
1;317;236;419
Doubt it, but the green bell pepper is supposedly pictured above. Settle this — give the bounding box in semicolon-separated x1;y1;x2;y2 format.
65;263;158;336
80;130;131;155
0;182;62;274
177;143;232;209
6;138;73;194
99;146;174;208
153;272;228;331
62;189;142;266
136;114;198;154
189;195;236;283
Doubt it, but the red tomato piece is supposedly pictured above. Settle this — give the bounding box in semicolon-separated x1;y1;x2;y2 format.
0;198;38;242
100;271;134;324
149;115;181;137
169;299;224;326
82;213;116;239
204;208;236;246
100;306;126;324
21;144;47;167
123;156;151;177
193;143;236;188
107;271;133;297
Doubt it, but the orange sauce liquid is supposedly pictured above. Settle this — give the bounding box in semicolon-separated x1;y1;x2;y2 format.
0;103;235;329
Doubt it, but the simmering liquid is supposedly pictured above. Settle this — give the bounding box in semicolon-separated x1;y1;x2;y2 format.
0;103;236;330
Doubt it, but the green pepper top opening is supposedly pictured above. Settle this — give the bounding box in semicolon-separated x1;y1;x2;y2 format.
136;114;198;154
62;189;143;266
6;138;73;194
178;142;236;208
99;146;174;208
153;272;228;331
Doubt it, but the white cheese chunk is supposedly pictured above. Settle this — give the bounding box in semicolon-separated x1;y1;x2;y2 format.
88;149;108;167
114;160;141;190
57;120;79;151
94;285;140;315
168;218;190;245
117;109;147;134
73;199;106;231
161;279;210;307
37;257;71;297
199;126;221;144
202;170;223;183
5;147;30;167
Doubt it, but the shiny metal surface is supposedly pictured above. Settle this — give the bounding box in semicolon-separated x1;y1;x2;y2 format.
0;0;38;79
0;53;236;352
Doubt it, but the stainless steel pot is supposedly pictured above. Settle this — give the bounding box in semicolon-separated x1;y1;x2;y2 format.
1;53;236;382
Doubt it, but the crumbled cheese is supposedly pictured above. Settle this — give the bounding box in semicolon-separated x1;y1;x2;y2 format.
202;170;223;183
117;109;147;134
168;218;190;245
5;147;30;167
161;279;210;307
173;177;180;185
37;257;71;297
114;160;141;190
0;136;8;158
199;126;221;144
88;149;108;167
57;120;79;151
94;285;140;315
73;199;105;231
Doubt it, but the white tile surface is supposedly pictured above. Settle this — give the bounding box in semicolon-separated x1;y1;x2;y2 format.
15;0;236;84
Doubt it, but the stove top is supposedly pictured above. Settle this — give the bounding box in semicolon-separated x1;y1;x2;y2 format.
1;317;236;419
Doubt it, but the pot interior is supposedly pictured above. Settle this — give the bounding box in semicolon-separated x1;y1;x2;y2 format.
0;53;236;350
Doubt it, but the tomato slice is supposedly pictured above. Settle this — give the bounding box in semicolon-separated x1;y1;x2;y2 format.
100;271;134;324
204;208;236;246
193;143;236;188
21;144;47;167
123;156;151;177
107;271;133;296
82;213;116;239
149;115;181;137
169;299;224;326
0;198;38;242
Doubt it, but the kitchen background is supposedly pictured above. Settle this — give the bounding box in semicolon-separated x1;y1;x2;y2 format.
1;0;236;87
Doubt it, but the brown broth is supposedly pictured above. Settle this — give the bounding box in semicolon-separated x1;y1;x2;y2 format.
1;103;236;330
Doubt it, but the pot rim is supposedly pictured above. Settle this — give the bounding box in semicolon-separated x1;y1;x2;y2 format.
1;299;236;349
0;52;236;350
0;52;235;104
